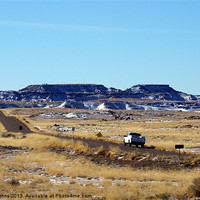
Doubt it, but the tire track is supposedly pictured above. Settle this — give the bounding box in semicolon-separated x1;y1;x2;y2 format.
56;135;186;157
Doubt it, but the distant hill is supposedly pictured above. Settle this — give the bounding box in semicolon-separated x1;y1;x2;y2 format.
0;84;199;111
124;84;198;101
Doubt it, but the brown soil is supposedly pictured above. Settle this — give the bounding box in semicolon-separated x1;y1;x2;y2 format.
0;111;32;134
49;145;194;170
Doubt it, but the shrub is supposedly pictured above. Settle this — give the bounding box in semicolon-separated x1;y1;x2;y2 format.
8;178;20;186
155;193;171;200
1;132;25;139
96;146;108;157
187;177;200;197
1;132;12;138
129;152;144;161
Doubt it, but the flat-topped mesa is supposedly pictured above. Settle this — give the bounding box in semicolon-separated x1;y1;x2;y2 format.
0;83;199;106
19;84;111;94
123;84;199;101
125;84;177;94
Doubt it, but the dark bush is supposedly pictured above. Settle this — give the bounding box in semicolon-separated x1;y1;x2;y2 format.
155;193;171;200
187;177;200;197
8;178;20;186
1;132;12;137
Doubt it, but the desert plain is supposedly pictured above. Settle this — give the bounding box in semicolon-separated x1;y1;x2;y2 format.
1;108;200;199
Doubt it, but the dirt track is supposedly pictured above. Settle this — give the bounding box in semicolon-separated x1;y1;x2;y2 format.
0;111;32;134
56;135;187;157
0;110;187;158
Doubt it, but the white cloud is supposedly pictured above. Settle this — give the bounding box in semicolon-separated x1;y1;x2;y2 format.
0;20;139;32
0;20;199;34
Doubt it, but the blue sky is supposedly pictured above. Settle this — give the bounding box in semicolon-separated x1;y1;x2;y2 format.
0;0;200;94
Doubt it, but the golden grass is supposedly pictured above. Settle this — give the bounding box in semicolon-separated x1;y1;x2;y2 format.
23;110;199;148
0;132;198;199
3;108;200;153
28;118;200;151
1;108;200;199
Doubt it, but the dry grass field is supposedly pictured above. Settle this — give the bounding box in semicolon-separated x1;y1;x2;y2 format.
5;108;200;151
1;108;200;199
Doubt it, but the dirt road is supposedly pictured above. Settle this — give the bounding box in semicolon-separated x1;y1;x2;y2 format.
56;135;186;157
0;110;186;157
0;111;32;134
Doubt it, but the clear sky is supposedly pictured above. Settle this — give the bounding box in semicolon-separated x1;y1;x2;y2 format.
0;0;200;94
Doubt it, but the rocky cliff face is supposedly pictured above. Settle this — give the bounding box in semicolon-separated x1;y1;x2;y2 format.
126;84;174;93
123;84;198;101
0;84;114;103
19;84;112;94
0;84;199;110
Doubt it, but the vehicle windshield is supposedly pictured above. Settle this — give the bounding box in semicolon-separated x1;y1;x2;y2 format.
128;132;141;137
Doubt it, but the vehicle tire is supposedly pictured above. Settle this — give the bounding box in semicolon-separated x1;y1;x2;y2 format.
141;144;144;148
136;144;138;148
124;142;126;146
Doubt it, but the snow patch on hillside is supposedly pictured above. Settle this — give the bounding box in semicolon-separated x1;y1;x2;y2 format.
58;101;67;108
64;113;79;118
96;103;108;110
125;104;131;110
